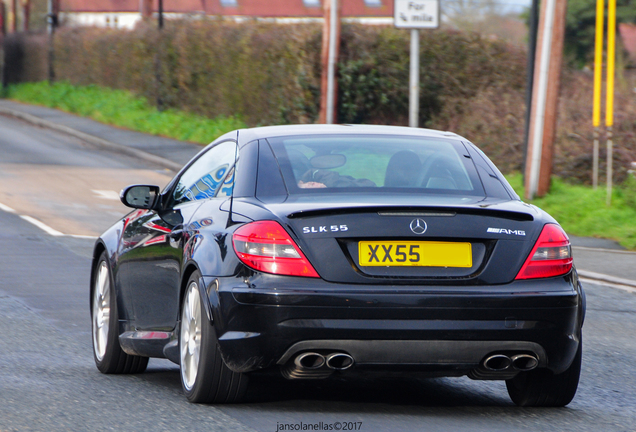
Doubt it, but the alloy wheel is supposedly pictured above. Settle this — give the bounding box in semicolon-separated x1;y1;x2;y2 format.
180;282;202;391
92;261;110;361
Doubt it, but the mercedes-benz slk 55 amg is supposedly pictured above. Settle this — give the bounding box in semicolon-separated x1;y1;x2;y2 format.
90;125;584;406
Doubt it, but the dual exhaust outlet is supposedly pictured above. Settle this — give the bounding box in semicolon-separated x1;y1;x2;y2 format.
293;351;536;375
483;353;539;372
295;352;354;371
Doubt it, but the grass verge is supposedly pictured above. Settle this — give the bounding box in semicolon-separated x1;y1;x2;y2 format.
4;81;246;144
507;173;636;250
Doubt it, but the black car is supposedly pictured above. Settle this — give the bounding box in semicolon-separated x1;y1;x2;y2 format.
90;125;584;407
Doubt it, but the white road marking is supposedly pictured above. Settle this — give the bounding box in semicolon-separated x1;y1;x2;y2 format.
16;215;97;239
2;200;99;239
69;234;98;240
0;202;16;213
20;215;64;237
92;190;120;200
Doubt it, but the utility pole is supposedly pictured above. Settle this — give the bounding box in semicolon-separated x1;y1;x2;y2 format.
319;0;341;124
522;0;539;182
140;0;152;20
524;0;567;200
155;0;164;110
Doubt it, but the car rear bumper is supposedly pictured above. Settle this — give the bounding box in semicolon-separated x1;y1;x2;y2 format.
203;271;584;378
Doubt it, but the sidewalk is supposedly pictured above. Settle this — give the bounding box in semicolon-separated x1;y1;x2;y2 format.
1;99;635;291
569;236;636;290
0;99;202;171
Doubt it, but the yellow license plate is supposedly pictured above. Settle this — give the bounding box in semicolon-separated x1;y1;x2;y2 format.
358;241;472;268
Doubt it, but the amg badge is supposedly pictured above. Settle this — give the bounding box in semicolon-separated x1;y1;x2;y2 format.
487;227;526;236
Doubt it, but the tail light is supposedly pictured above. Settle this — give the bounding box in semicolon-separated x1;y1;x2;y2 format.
515;224;573;280
233;221;319;278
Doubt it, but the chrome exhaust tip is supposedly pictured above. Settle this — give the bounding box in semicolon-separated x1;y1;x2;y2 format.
483;354;512;371
511;354;539;371
294;352;325;369
325;353;354;370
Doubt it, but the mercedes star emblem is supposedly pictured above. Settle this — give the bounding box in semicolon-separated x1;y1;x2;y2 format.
409;218;427;235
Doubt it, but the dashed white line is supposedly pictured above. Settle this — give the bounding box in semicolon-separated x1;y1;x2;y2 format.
92;190;120;200
69;234;98;240
19;215;64;237
0;201;97;239
0;202;16;213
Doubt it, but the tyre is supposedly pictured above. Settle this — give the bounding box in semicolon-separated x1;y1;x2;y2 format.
91;252;149;374
179;271;248;403
506;337;582;407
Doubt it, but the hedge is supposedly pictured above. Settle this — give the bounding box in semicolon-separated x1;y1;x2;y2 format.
3;20;635;180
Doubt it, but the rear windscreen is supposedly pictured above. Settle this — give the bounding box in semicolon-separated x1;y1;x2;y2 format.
266;135;485;197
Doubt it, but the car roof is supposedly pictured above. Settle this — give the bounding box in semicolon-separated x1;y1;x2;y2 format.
237;124;463;144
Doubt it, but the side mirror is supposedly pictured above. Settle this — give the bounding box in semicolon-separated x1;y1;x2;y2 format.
120;185;160;210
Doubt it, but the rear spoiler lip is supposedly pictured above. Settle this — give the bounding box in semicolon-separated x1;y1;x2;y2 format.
286;206;534;222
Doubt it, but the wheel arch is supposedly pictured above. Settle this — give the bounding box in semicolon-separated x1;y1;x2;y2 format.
90;218;125;315
180;261;215;325
89;241;108;315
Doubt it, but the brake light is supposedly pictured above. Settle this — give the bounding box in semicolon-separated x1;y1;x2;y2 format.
233;221;319;278
515;224;573;280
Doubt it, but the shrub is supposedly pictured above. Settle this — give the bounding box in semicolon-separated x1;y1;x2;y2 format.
4;19;635;183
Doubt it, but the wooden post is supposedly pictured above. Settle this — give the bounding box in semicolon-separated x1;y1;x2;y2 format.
22;0;29;31
47;0;57;83
319;0;341;124
0;2;5;36
140;0;153;20
524;0;567;199
158;0;163;29
11;0;17;32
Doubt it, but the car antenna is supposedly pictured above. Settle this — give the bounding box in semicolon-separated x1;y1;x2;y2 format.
227;130;239;228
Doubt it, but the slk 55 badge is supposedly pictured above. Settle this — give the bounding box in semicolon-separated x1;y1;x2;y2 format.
303;225;348;234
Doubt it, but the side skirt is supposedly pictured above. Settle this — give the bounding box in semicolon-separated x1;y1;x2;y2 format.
119;330;173;359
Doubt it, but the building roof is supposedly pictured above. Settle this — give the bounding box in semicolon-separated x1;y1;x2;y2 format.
61;0;394;17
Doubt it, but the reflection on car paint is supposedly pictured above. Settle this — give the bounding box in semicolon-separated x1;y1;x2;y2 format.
143;222;172;233
144;235;167;246
184;164;229;201
188;218;214;231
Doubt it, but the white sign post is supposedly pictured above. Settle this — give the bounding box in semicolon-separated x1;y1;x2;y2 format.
394;0;440;127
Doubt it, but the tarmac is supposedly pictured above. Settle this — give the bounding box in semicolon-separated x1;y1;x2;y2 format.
1;99;635;293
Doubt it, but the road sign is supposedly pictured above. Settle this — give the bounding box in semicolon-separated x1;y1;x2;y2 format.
394;0;440;29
